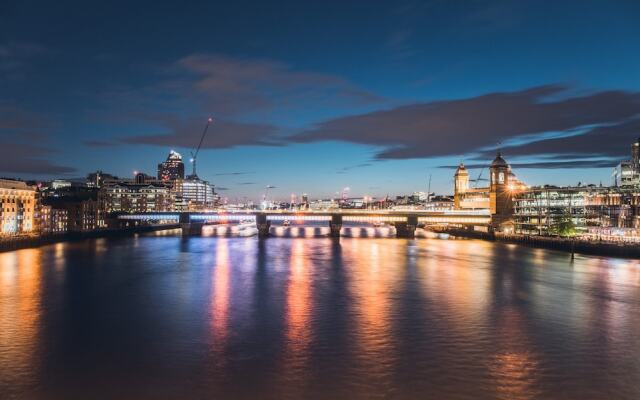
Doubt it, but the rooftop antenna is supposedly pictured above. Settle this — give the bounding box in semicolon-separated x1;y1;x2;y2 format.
190;117;214;179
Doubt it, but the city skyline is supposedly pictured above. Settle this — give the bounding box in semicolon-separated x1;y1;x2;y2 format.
2;1;640;199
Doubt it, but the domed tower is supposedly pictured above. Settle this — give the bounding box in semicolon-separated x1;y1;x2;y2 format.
489;151;514;228
454;162;469;209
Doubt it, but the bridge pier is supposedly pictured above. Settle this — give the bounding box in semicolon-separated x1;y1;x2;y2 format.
329;215;342;238
106;214;125;229
256;213;271;238
395;216;418;238
180;212;203;236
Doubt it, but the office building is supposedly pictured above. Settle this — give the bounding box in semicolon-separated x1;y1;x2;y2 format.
513;185;640;237
173;177;215;211
612;138;640;187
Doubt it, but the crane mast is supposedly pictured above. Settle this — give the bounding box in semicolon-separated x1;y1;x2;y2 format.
189;117;213;178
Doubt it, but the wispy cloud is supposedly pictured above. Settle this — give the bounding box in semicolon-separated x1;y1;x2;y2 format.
97;53;384;150
336;163;372;174
214;171;255;176
121;118;282;150
174;54;383;117
0;41;47;76
83;139;117;147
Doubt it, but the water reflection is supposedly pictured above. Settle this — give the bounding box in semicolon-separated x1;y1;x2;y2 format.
211;238;231;355
277;239;314;397
1;237;639;399
0;249;42;398
347;240;397;393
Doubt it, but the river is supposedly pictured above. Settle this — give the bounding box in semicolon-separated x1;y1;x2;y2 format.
1;231;639;399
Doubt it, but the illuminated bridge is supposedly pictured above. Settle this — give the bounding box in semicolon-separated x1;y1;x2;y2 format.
112;210;491;238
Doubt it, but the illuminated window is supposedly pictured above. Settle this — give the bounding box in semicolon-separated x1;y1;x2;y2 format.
498;172;505;184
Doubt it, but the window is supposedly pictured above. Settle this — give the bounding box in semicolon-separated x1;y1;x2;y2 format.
498;172;505;184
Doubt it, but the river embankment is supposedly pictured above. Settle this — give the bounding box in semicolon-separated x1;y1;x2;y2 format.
435;227;640;258
0;224;180;253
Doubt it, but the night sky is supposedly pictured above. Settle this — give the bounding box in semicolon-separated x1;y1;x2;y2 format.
2;0;640;201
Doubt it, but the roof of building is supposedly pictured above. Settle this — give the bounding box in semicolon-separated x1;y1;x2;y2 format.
0;178;35;191
491;151;508;168
166;150;183;161
454;162;468;174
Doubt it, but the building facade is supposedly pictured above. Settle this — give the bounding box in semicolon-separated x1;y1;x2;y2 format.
453;152;526;231
99;181;173;213
612;138;640;187
172;177;215;211
39;205;69;234
513;186;640;238
0;179;37;236
454;162;490;210
157;150;185;182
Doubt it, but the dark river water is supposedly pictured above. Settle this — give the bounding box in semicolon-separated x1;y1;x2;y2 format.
1;231;640;399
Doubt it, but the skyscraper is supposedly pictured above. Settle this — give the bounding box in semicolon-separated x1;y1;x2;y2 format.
613;138;640;187
157;150;185;181
632;138;640;172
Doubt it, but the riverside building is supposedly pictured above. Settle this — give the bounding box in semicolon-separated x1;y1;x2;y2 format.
513;139;640;240
512;186;640;239
99;174;173;213
453;152;527;231
0;179;37;236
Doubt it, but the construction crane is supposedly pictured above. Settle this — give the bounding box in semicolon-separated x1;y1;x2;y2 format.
189;117;213;178
473;167;486;188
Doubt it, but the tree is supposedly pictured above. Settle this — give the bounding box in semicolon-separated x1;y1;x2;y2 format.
550;215;577;237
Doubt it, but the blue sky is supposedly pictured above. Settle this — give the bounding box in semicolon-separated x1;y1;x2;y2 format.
1;0;640;200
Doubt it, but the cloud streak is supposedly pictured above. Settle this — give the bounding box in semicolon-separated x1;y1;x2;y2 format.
174;54;383;117
0;106;75;175
121;117;282;149
293;85;640;161
440;160;618;170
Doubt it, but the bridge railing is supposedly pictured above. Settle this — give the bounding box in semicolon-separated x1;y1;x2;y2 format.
117;214;180;221
190;214;255;222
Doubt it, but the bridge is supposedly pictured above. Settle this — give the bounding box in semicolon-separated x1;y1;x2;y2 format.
111;209;491;238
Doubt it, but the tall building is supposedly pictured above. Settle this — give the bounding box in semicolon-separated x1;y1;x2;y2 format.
632;137;640;171
453;152;526;231
157;150;185;182
0;179;37;236
453;163;469;209
613;138;640;187
489;152;512;222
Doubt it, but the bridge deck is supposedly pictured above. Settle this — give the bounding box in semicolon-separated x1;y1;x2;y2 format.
115;209;491;225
